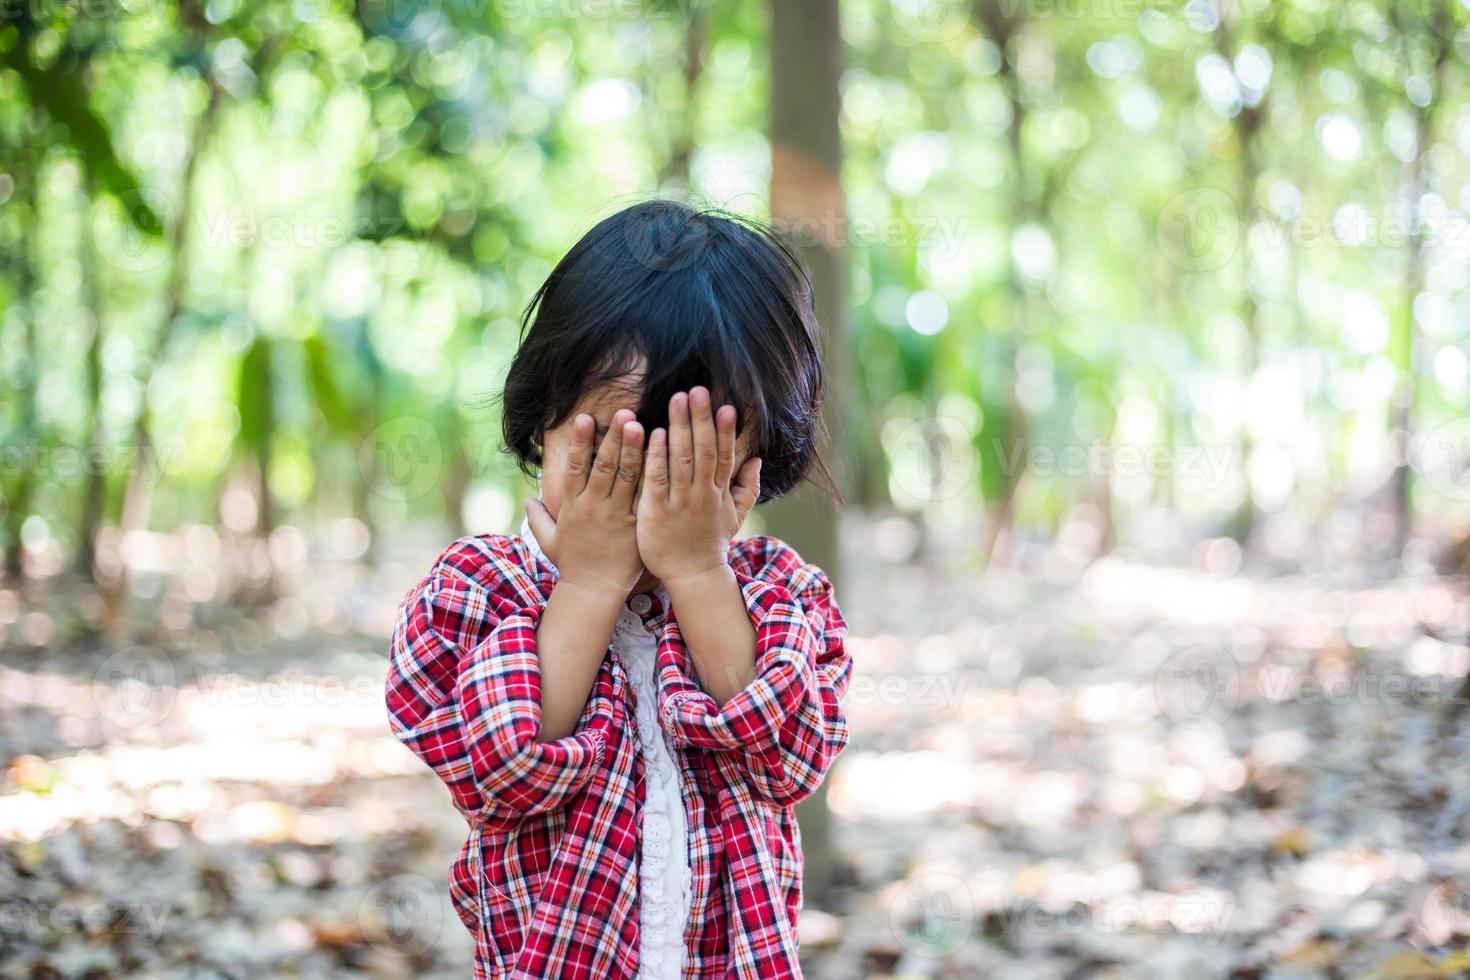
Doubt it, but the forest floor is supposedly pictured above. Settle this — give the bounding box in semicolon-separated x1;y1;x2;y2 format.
2;520;1469;979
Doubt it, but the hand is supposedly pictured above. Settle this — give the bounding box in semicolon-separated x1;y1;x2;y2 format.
637;386;761;587
525;409;645;598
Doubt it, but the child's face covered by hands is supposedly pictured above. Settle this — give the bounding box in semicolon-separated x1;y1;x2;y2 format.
635;386;763;587
530;367;759;595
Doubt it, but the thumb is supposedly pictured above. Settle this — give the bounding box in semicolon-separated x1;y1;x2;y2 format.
731;457;762;523
524;496;556;551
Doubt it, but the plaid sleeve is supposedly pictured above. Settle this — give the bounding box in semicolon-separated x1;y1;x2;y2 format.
385;539;608;817
663;537;852;806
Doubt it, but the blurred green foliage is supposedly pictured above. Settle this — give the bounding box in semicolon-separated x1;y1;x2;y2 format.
1;0;1467;575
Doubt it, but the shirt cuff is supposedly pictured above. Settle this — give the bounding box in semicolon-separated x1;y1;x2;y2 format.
661;568;817;752
458;602;610;814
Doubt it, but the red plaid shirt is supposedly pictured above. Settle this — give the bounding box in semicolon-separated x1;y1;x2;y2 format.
385;531;852;978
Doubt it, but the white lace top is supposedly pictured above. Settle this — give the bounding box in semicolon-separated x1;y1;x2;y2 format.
518;516;692;978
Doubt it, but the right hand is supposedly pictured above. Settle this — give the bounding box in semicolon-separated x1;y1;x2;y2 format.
524;409;645;599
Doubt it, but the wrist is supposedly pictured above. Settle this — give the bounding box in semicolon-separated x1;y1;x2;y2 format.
662;562;738;600
555;575;633;608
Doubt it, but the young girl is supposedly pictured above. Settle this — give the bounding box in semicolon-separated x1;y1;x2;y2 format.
385;200;852;979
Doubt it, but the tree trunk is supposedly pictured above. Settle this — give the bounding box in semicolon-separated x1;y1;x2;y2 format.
4;162;38;581
1212;4;1264;547
117;82;221;552
76;211;106;583
663;8;705;191
972;0;1030;567
1388;5;1450;554
768;0;846;908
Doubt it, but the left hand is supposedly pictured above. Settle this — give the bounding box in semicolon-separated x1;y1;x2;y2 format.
637;386;762;586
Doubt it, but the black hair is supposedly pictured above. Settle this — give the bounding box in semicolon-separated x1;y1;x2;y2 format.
499;200;839;505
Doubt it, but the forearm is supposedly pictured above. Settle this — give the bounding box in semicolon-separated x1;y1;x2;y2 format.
658;554;853;806
535;578;624;741
664;565;757;705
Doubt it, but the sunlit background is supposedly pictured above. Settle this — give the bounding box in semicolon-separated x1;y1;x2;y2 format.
3;0;1470;976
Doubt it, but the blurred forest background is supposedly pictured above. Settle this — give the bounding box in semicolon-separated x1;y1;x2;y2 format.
4;0;1470;977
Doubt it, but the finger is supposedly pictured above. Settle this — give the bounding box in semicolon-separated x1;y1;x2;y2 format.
731;456;762;525
689;385;718;484
612;418;644;510
563;413;596;496
668;391;693;489
644;426;670;504
587;410;630;497
713;403;737;490
524;496;556;553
